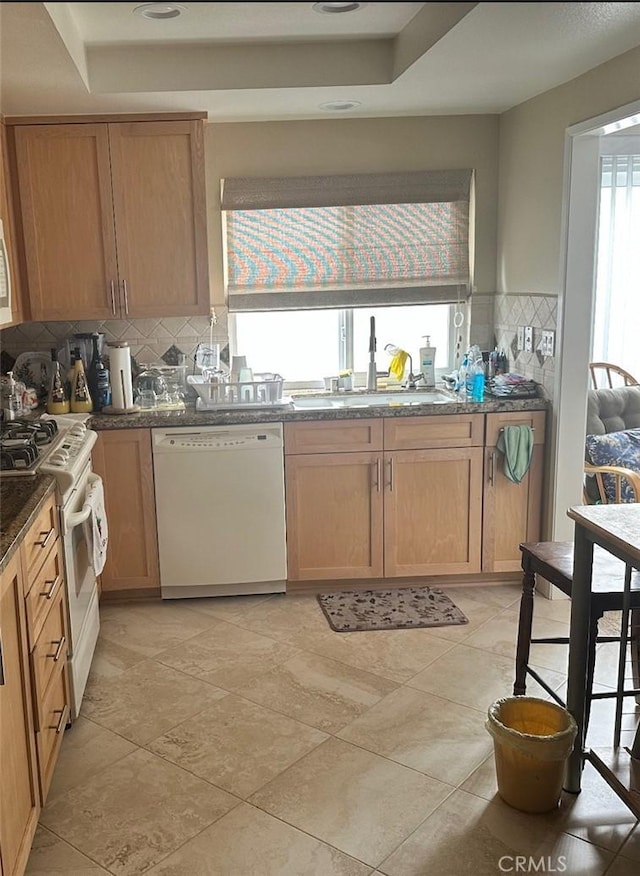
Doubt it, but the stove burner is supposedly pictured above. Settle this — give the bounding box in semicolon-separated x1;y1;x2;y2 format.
0;417;60;473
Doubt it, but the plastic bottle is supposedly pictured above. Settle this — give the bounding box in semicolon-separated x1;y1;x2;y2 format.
66;350;76;400
471;358;486;402
3;370;21;420
70;346;93;413
457;354;469;395
46;348;70;414
465;346;481;396
419;336;436;387
87;333;110;411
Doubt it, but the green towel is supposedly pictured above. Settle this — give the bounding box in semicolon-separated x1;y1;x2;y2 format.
497;425;534;484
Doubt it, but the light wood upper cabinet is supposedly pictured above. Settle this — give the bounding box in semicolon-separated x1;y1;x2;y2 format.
91;428;160;598
482;411;546;573
12;124;118;321
10;118;209;321
0;121;24;326
0;553;40;876
108;121;208;317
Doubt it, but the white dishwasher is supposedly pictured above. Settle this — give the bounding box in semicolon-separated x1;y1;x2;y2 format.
152;423;287;598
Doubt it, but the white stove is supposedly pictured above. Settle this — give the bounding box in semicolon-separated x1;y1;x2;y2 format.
1;413;101;719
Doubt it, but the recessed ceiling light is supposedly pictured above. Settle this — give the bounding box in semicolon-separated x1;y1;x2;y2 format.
134;3;187;20
319;100;362;112
312;2;367;13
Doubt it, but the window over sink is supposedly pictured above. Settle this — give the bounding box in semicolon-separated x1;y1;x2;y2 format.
231;303;454;386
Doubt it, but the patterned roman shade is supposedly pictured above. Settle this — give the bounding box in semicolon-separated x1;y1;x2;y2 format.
221;170;474;312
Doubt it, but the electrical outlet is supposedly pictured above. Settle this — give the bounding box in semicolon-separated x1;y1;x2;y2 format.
541;330;555;357
524;326;533;353
516;326;525;351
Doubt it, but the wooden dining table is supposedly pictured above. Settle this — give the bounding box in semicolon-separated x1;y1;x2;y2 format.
566;503;640;817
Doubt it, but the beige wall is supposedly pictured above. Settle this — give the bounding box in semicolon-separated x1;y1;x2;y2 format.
498;44;640;297
204;115;499;306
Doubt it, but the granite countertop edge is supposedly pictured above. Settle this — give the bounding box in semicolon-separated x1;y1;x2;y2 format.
0;475;57;575
89;396;549;430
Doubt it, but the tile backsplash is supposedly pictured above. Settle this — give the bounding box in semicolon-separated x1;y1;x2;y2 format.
0;310;230;370
493;292;558;400
1;293;559;400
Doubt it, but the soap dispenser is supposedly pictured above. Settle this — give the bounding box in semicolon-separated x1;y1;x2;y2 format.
419;336;436;387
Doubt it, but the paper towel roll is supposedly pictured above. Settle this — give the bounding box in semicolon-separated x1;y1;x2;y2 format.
109;343;134;411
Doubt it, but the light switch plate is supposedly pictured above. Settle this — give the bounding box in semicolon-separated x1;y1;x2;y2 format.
541;330;555;357
524;326;533;353
517;326;525;351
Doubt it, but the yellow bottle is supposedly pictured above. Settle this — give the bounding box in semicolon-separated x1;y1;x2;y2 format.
46;348;70;414
70;347;93;413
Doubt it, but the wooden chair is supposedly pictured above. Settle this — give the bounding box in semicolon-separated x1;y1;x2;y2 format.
589;362;639;390
583;384;640;505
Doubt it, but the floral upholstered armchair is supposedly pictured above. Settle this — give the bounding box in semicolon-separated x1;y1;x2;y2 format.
584;385;640;504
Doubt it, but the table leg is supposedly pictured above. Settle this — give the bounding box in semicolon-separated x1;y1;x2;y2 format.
565;522;594;794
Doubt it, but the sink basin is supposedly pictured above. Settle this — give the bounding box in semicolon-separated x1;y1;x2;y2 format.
292;391;456;410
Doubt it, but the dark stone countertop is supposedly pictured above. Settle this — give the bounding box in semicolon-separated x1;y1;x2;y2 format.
89;393;549;430
0;475;57;574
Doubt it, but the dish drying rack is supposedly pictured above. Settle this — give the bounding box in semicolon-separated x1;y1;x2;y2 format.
187;373;290;410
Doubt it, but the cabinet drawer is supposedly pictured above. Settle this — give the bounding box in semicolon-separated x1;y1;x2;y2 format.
24;540;65;646
35;660;69;804
485;411;546;447
384;414;484;450
30;586;68;723
22;494;58;578
284;419;383;454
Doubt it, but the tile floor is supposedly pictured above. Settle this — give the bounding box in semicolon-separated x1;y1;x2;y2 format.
26;585;640;876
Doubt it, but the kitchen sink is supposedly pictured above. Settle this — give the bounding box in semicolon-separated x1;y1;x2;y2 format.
291;390;457;410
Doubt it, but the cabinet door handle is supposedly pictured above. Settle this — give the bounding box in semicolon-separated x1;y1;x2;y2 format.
372;458;381;492
110;280;116;316
41;575;61;600
387;457;394;492
122;279;129;315
50;705;69;735
50;635;66;663
0;629;4;686
489;451;496;487
35;528;55;549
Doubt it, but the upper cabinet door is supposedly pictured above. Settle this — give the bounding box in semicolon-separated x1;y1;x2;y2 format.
13;124;118;321
108;121;210;317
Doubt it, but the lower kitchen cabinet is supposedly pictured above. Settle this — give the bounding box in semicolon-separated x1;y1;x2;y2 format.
91;429;160;598
384;447;483;577
0;553;40;876
285;415;485;581
285;451;384;580
285;411;545;583
482;410;546;573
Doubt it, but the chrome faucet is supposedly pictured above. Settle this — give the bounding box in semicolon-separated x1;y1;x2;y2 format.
403;354;418;389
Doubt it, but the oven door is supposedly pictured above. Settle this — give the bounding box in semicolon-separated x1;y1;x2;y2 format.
60;464;102;718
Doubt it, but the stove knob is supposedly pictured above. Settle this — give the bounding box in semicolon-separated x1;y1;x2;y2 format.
49;453;67;466
70;423;87;436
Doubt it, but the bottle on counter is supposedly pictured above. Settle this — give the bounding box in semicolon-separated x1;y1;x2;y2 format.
46;348;70;414
419;335;436;387
3;370;21;420
87;332;110;412
66;349;76;400
70;346;93;413
471;357;486;402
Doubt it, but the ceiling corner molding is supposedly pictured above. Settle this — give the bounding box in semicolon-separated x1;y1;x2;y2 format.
44;1;90;89
392;1;478;80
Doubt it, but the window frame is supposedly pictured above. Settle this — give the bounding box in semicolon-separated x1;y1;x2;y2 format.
230;303;457;389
